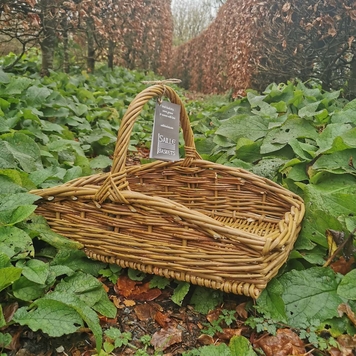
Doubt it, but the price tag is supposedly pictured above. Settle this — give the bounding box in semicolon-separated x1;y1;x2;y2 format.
149;101;180;161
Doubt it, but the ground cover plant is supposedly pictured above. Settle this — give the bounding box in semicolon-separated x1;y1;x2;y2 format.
0;53;355;355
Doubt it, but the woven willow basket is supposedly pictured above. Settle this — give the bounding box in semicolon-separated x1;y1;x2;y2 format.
31;84;305;298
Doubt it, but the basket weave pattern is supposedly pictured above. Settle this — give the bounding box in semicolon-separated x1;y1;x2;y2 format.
31;85;305;298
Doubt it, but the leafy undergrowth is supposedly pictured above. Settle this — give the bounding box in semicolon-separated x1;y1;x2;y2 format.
0;53;356;355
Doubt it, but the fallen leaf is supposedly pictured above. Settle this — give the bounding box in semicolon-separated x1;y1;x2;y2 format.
116;275;139;297
6;329;22;351
197;334;214;345
3;302;19;323
123;299;136;307
111;295;121;309
151;326;182;351
336;334;356;356
330;256;355;275
154;310;171;328
206;308;221;324
133;287;162;301
236;302;248;319
216;328;242;341
116;276;161;301
338;303;356;327
135;303;159;321
254;329;306;356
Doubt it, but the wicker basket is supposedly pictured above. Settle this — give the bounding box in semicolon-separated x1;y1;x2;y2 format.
31;84;305;298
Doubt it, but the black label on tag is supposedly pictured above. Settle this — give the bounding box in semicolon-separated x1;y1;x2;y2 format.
150;101;180;161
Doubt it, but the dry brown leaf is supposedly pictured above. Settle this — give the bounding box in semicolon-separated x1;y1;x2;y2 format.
2;302;19;323
123;299;136;307
216;328;242;341
254;329;306;356
151;326;182;351
197;334;214;345
333;335;356;356
115;275;139;297
236;302;248;319
154;310;171;328
206;308;221;324
330;257;355;275
132;287;162;302
338;303;356;327
135;302;163;321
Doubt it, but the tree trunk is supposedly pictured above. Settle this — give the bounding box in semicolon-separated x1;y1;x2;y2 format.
347;57;356;100
86;17;95;73
61;16;69;73
39;0;57;76
108;40;115;70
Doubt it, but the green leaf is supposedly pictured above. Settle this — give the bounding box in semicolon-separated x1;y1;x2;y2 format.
12;276;47;301
0;266;22;292
171;281;190;306
190;286;223;314
20;259;50;285
261;116;318;154
0;306;7;328
127;268;146;281
92;289;117;319
0;68;10;84
0;252;11;268
316;124;353;154
13;300;83;337
51;249;105;275
337;270;356;300
312;149;356;175
0;193;39;211
18;215;84;250
4;77;33;95
55;271;104;307
0;169;36;191
0;332;12;348
149;275;171;290
257;279;287;322
0;133;42;172
215;114;268;143
184;343;231;356
0;226;34;259
43;291;102;351
0;205;37;226
229;335;257;356
90;155;113;169
278;267;343;329
25;85;52;106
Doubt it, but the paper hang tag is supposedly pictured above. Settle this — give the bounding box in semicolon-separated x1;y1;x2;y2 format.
149;101;180;161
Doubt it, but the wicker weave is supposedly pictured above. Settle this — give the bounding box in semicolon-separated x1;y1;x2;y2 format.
31;84;305;298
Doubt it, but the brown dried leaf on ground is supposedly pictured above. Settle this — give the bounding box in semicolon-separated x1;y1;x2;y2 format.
115;275;138;297
134;303;160;321
115;276;161;301
338;303;356;327
197;334;214;345
206;308;222;324
216;327;242;341
151;326;182;351
329;335;356;356
330;256;355;275
154;310;172;329
236;302;248;319
254;328;306;356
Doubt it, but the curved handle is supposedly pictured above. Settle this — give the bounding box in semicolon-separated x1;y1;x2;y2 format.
95;84;201;204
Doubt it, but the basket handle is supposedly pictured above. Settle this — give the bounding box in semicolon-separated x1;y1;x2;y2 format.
95;84;202;204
